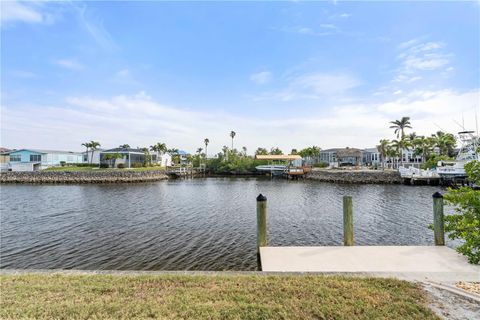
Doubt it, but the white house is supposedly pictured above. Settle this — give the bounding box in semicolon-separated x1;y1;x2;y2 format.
151;152;172;167
7;149;83;171
82;149;103;164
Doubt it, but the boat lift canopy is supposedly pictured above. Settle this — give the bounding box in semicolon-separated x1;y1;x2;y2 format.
255;155;302;161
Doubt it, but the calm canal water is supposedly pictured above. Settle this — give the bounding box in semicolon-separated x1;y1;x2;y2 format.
0;178;453;271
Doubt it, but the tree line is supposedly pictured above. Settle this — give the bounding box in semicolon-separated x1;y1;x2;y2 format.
377;117;456;169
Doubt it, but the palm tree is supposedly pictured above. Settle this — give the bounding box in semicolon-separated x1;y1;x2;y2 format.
242;146;247;157
432;131;456;156
377;139;389;170
81;142;90;163
204;138;209;159
119;144;130;149
230;131;236;150
391;137;410;166
389;117;412;138
156;142;167;154
196;148;203;155
89;141;101;164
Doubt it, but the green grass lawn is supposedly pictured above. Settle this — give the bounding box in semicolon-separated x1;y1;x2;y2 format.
0;274;437;320
43;166;166;172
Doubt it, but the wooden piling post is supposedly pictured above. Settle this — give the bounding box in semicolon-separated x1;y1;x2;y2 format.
343;196;354;246
432;192;445;246
256;194;267;252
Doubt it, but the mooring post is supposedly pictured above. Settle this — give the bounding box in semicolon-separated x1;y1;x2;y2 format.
432;192;445;246
343;196;354;246
256;194;268;253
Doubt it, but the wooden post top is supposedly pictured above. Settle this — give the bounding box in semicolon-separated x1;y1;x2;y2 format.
257;194;267;202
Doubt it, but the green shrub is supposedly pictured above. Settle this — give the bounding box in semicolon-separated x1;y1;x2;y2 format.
422;155;453;169
99;163;109;169
117;163;125;169
443;161;480;264
132;162;143;168
313;162;328;168
60;161;66;167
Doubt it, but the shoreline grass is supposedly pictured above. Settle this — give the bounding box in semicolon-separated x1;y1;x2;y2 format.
0;274;437;319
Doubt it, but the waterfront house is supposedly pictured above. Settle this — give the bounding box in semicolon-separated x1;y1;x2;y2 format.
363;148;381;166
0;147;11;171
7;149;83;171
150;151;172;167
319;148;363;167
83;149;103;164
177;150;190;166
100;148;146;168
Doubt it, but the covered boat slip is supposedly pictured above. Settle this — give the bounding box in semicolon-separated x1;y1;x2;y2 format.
255;154;309;176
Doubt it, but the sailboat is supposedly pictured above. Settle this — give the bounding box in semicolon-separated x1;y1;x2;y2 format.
436;131;479;178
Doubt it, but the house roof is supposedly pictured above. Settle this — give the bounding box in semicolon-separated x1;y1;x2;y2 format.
255;155;302;161
102;148;145;154
336;148;363;158
7;149;83;155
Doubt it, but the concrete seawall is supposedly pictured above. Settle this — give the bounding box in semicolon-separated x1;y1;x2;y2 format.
0;170;169;184
306;169;402;184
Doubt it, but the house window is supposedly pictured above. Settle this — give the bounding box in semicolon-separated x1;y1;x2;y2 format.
10;155;21;162
30;155;41;162
67;156;73;162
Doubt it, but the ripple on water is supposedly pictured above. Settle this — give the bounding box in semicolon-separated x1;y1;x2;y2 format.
0;178;454;270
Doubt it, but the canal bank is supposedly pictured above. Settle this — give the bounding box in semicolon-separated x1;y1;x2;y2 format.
306;168;403;184
0;170;170;183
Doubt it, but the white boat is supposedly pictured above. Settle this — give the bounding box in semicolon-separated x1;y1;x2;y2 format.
399;166;439;178
436;131;479;178
255;165;287;172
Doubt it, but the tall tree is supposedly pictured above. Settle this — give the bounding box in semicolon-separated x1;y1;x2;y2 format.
255;147;268;155
389;117;412;138
377;139;389;170
119;144;130;149
230;131;236;150
390;137;411;165
204;138;209;159
89;141;101;164
269;147;283;155
432;131;456;156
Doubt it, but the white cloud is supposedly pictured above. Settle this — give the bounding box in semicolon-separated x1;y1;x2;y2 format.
255;72;361;102
250;71;272;85
54;59;84;70
1;1;61;26
398;40;451;72
75;4;117;51
1;1;43;24
6;87;475;153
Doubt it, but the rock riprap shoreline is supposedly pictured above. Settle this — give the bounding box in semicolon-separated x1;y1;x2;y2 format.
306;168;402;184
0;170;169;184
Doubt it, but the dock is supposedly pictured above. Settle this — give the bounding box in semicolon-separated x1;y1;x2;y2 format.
255;193;480;282
260;246;479;281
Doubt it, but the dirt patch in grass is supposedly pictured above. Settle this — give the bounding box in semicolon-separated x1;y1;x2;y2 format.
0;274;438;320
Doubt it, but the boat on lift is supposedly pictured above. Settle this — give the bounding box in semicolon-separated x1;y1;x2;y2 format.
436;131;479;178
255;165;287;173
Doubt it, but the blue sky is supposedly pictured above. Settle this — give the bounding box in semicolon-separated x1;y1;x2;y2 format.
1;1;479;153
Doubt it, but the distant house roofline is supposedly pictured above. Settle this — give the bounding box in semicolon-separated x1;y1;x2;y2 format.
101;148;145;154
6;149;83;155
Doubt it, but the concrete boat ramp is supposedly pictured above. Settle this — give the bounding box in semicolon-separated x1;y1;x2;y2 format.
260;246;480;282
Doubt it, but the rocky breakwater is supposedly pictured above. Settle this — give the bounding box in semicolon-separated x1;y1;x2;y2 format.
306;168;402;184
0;170;169;184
